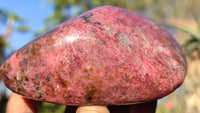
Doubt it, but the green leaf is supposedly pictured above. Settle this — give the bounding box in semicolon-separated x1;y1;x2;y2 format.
10;13;25;23
185;41;200;55
167;19;200;41
38;102;65;113
0;8;9;23
15;25;30;33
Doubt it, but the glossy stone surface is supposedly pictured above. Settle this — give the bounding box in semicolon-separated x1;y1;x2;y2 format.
0;6;187;105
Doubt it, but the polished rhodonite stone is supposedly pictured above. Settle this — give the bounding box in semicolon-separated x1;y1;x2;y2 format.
0;6;187;105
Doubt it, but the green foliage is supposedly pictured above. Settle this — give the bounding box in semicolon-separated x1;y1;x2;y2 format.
9;14;31;33
15;24;30;33
156;105;170;113
0;8;9;24
38;102;66;113
10;13;24;22
34;28;49;37
167;18;200;55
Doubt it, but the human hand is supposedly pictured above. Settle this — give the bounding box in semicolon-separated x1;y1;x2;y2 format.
6;93;157;113
6;93;39;113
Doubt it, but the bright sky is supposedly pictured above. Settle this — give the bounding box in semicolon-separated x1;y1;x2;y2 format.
0;0;53;50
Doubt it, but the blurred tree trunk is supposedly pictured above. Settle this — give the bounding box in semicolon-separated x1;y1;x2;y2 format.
0;17;15;63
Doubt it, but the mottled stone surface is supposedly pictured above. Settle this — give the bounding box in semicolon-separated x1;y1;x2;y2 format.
0;6;187;105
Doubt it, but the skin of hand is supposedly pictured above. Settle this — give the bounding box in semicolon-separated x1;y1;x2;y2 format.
6;93;157;113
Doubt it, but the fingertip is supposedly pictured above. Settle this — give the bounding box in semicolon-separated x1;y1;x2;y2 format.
76;106;110;113
6;93;39;113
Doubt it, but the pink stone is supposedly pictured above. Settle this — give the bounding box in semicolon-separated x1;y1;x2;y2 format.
0;6;187;105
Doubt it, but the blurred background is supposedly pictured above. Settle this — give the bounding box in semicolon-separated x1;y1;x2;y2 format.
0;0;200;113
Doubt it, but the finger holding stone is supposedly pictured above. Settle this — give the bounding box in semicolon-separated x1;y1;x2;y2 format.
76;106;110;113
6;93;39;113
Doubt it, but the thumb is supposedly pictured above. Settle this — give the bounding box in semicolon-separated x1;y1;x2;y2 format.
76;106;110;113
